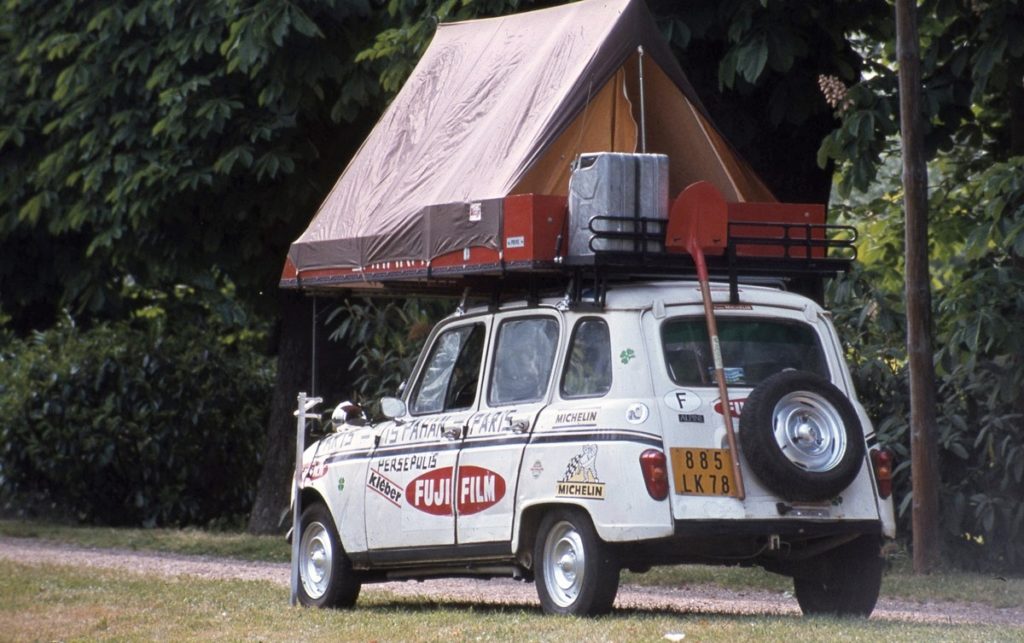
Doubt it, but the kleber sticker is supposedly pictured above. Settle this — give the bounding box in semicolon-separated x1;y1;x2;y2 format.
406;466;506;516
626;403;649;424
556;445;606;500
663;389;702;413
367;469;403;507
506;236;525;249
619;348;636;364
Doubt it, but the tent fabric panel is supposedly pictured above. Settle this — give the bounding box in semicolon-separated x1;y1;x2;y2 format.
291;0;642;271
286;0;780;277
512;68;638;197
425;198;503;261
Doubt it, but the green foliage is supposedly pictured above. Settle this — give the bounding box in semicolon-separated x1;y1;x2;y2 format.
818;0;1024;196
0;0;386;329
0;315;275;527
356;0;527;93
830;154;1024;572
327;298;447;412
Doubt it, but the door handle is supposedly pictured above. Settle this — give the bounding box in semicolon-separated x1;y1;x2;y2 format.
443;425;463;440
509;418;530;434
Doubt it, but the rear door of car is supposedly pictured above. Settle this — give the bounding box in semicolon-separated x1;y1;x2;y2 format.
454;311;561;545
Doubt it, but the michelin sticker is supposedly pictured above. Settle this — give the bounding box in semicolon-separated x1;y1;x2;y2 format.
664;389;702;413
556;444;605;500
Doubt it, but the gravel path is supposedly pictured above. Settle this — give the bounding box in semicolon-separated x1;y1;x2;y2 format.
2;536;1022;626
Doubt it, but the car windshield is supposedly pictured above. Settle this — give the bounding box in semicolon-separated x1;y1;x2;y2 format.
661;316;829;387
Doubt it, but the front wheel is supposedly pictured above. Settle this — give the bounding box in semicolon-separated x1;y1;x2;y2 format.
534;507;619;616
793;535;883;617
297;503;361;608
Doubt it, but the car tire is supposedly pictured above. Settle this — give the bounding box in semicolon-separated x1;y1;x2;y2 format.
793;535;884;617
297;503;361;608
534;507;619;616
739;371;865;501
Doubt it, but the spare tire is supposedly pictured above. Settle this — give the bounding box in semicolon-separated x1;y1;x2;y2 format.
739;371;865;501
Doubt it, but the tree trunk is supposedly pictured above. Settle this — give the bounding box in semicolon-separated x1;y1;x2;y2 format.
248;290;357;534
248;290;314;534
895;0;942;574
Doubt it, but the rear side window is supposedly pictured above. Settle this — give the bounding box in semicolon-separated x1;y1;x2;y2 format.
489;317;559;405
661;317;828;387
561;318;612;398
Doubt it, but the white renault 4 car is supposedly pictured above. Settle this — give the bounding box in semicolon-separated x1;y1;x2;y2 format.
294;279;896;617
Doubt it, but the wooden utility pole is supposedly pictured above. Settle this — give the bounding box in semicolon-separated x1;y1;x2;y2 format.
895;0;941;573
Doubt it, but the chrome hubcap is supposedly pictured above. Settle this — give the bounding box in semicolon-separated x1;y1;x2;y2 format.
772;392;846;472
300;521;333;599
544;521;585;607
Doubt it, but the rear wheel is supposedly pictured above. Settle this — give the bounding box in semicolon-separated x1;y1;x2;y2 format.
793;536;883;617
534;508;619;616
297;503;361;608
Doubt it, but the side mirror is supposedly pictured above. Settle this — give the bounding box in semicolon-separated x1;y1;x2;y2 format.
380;396;407;419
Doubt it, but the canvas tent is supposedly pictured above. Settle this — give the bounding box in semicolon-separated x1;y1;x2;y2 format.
282;0;776;289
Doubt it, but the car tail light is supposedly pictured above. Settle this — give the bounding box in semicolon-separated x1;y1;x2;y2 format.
870;448;893;499
639;449;669;500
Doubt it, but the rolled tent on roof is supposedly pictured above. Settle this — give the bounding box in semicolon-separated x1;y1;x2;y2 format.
285;0;775;281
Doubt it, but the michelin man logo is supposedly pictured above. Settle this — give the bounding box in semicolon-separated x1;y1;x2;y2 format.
556;444;605;499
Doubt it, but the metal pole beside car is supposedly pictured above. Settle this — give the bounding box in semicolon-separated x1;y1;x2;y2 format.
291;391;322;606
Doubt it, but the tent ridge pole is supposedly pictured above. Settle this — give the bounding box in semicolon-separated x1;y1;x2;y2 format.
638;45;647;154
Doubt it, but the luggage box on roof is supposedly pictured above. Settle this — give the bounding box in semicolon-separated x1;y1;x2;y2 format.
568;153;669;256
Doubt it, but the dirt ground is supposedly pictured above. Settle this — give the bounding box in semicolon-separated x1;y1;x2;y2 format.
2;536;1022;626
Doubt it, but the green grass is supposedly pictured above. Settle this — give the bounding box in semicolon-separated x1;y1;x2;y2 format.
1;560;1019;642
3;519;1022;610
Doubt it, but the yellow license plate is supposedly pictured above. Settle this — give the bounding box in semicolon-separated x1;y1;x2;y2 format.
670;448;739;497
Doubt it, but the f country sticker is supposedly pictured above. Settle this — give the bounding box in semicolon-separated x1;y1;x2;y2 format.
556;444;606;500
406;466;506;516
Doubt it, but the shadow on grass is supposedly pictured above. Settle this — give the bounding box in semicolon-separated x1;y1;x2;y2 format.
351;596;804;622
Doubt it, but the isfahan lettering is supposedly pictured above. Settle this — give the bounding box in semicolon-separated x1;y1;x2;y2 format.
381;416;452;445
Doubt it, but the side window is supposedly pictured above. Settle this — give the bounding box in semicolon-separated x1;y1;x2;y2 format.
488;317;559;406
561;318;612;398
411;323;485;415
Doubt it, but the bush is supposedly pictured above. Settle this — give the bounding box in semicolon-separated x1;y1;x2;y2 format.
829;156;1024;572
0;318;274;527
327;297;446;415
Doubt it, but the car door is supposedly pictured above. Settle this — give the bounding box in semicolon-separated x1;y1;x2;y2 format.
364;319;488;551
455;313;561;545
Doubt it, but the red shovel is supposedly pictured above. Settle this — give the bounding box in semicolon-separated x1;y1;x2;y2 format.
665;181;746;500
